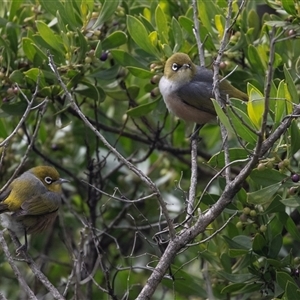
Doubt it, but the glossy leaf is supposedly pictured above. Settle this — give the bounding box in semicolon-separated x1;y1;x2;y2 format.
268;234;282;258
276;271;297;291
127;98;160;117
126;67;153;79
275;80;287;127
24;68;47;88
252;233;267;256
215;14;225;38
110;49;146;68
227;105;257;145
247;45;265;74
290;120;300;156
171;17;183;52
282;0;297;15
155;5;168;44
22;38;36;62
247;83;264;129
127;15;160;57
284;65;299;104
208;148;249;168
102;31;127;50
92;0;120;28
247;182;282;205
36;21;64;53
212;99;234;134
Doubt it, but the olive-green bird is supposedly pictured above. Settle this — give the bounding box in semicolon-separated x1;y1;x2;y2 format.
0;166;68;251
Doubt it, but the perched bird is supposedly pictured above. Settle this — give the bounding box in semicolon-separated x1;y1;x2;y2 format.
159;52;248;125
0;166;68;251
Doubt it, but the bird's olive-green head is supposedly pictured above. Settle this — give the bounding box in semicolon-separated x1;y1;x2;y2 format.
29;166;68;193
163;53;196;84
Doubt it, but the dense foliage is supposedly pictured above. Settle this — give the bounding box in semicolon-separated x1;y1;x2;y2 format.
1;0;300;299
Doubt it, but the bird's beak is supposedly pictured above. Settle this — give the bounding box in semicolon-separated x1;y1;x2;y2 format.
57;178;69;184
182;63;191;70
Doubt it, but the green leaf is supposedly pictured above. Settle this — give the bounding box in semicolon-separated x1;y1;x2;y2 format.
280;197;300;208
127;15;160;57
249;169;287;187
88;64;120;80
247;83;265;129
247;9;260;38
36;20;64;53
222;282;261;294
92;0;120;28
218;271;255;283
9;70;25;85
22;38;36;62
247;45;265;74
178;16;216;52
75;82;105;102
212;99;234;134
284;281;300;299
1;102;27;116
284;65;299;104
24;68;47;88
223;235;252;250
8;0;22;22
75;29;89;63
0;35;11;70
126;67;153;79
227;106;257;145
171;17;183;52
275;80;287;127
64;0;81;28
102;31;127;50
220;253;233;273
39;0;64;18
127;98;160;117
247;182;282;205
87;65;120;81
110;49;146;68
215;14;225;38
6;22;18;53
155;5;168;44
268;234;282;258
198;0;222;40
0;118;8;138
252;233;268;256
276;271;297;291
208;148;249;168
277;212;300;241
282;0;297;15
162;268;206;298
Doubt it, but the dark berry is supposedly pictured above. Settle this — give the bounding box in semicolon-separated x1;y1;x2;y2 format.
100;52;108;61
292;174;300;183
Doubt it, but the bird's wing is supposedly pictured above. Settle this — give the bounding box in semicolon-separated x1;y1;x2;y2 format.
0;188;11;202
13;192;61;218
175;66;218;115
0;188;11;213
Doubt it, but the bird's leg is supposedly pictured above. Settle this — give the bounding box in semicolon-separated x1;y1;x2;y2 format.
15;229;28;255
190;124;203;141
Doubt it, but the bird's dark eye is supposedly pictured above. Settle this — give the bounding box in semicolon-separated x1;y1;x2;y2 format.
44;176;53;185
172;63;179;71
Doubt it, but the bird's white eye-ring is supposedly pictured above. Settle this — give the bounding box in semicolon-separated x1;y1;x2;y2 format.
172;63;179;71
44;176;53;185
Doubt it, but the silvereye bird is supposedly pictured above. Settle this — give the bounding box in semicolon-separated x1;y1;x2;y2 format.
159;52;248;124
0;166;68;251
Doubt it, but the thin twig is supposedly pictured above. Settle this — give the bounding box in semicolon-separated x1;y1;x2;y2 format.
47;52;176;240
0;99;49;193
0;230;38;300
185;135;198;225
192;0;205;66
